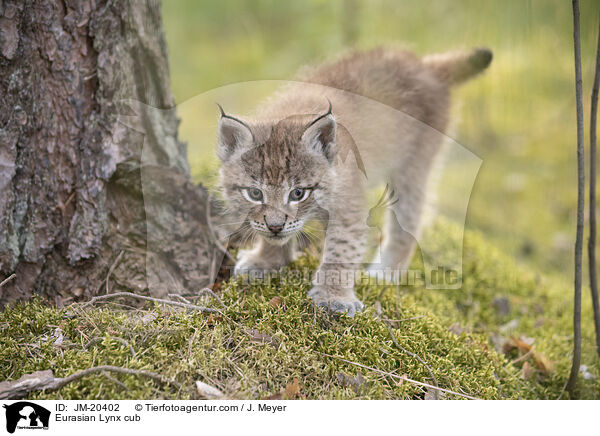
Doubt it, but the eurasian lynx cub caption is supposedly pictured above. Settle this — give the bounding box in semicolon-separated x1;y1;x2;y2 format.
217;47;492;317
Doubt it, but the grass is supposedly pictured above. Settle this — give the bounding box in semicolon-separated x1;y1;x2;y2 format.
155;2;600;399
2;219;598;400
4;0;600;402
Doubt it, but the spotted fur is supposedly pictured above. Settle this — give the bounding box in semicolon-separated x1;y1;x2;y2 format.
216;47;492;317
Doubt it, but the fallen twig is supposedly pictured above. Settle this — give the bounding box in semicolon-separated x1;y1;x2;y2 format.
168;294;192;304
0;274;16;289
77;291;221;313
318;352;480;400
0;366;181;400
381;314;439;390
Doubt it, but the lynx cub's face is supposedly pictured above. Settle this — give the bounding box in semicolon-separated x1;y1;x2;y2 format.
217;109;337;246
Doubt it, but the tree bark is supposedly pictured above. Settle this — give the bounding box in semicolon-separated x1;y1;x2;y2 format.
0;0;223;305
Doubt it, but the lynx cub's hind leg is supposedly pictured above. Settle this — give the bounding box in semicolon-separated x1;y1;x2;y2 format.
369;142;442;281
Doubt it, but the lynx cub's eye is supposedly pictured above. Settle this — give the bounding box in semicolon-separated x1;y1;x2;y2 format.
288;188;311;203
241;187;264;203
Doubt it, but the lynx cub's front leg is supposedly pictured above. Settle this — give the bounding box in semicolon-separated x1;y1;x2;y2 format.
308;211;368;317
234;237;298;277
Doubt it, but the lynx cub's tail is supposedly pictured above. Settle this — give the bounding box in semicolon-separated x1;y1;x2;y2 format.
423;47;492;86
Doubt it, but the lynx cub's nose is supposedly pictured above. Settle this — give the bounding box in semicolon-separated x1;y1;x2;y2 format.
264;216;285;234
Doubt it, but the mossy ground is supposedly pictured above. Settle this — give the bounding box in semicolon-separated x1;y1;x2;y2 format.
2;219;598;400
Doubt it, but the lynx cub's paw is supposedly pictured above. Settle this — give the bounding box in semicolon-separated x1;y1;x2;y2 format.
307;285;364;318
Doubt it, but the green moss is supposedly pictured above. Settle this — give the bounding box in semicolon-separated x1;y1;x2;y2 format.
1;219;598;399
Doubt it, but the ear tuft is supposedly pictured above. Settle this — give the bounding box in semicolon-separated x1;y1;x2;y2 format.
217;112;253;161
301;113;337;163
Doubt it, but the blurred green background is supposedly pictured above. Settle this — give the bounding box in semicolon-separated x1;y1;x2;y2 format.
162;0;599;281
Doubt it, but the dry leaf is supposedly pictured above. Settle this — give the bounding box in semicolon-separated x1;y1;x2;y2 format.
285;378;301;399
269;296;282;308
513;337;532;354
532;352;555;375
503;336;532;354
522;361;535;380
51;327;64;346
38;327;64;347
520;336;535;346
206;314;223;326
195;381;224;399
248;330;279;348
502;335;554;377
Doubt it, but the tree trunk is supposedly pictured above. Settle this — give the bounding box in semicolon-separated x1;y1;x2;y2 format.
0;0;223;305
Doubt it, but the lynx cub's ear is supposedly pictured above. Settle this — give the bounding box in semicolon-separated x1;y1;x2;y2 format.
301;107;337;163
216;105;253;161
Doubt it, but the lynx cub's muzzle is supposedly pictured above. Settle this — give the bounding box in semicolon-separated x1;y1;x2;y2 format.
265;215;286;235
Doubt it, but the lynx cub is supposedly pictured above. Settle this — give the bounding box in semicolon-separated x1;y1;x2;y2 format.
217;47;492;317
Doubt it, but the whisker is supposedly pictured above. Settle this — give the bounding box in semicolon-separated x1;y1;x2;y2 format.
300;228;321;245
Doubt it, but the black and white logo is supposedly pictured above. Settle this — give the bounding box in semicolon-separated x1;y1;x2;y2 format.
3;402;50;433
